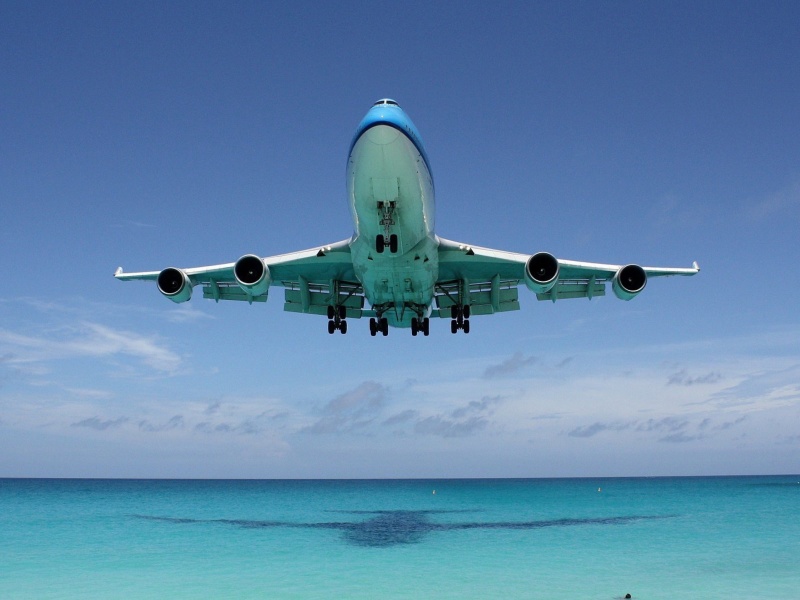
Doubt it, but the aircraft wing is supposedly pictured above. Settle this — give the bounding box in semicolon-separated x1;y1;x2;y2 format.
115;239;367;317
434;237;699;318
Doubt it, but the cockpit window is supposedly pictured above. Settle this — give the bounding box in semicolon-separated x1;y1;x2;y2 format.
373;99;399;106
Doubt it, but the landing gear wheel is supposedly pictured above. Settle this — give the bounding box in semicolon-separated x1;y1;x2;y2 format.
450;320;458;334
328;320;336;334
338;305;346;320
340;320;347;334
327;305;335;320
463;305;471;319
422;317;430;336
451;306;460;320
411;318;418;336
380;317;389;336
389;234;398;253
376;235;385;254
369;318;377;336
463;320;470;334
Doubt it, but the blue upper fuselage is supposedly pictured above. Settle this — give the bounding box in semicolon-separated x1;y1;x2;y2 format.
348;99;433;188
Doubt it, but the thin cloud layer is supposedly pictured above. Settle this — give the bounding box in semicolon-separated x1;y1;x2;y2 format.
483;352;538;379
567;414;748;444
72;416;129;431
301;381;388;434
667;369;722;386
0;322;182;373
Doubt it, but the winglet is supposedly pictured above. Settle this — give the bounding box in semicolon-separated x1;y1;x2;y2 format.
115;267;123;277
692;261;700;272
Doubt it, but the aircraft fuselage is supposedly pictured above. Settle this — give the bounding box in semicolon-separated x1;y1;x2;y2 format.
346;100;438;327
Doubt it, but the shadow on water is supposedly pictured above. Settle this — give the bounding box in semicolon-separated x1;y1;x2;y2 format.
133;510;674;548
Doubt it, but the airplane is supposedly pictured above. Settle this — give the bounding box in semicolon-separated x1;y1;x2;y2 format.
115;99;699;336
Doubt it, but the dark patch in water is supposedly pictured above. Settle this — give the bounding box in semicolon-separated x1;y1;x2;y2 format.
133;510;674;548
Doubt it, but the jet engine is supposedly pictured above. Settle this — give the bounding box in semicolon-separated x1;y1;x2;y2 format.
612;264;647;300
234;254;271;297
524;252;560;293
157;268;192;303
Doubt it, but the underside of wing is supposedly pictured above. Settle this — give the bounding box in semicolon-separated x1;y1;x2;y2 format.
115;239;369;317
435;236;699;314
434;238;527;318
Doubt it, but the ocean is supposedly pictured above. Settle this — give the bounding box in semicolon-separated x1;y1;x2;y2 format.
1;477;798;599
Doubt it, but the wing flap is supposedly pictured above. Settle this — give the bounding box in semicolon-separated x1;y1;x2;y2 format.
202;282;267;303
535;280;607;302
433;280;520;318
284;286;365;316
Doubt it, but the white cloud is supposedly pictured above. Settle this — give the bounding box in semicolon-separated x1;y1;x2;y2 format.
0;322;182;373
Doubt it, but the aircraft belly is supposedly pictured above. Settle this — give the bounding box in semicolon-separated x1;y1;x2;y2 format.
351;236;439;325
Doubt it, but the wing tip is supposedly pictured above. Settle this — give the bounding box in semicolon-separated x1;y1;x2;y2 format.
692;261;700;272
115;267;123;277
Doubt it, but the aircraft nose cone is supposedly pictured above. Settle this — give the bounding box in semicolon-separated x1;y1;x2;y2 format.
366;125;399;145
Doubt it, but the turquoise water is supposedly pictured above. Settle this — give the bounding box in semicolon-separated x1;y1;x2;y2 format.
1;477;798;599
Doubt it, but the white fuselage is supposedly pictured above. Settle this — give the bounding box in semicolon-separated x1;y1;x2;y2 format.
346;105;439;327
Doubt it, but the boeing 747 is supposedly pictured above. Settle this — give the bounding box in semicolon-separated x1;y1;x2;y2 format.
116;99;699;336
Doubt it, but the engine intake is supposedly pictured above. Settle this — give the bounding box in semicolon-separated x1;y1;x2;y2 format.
234;254;271;297
157;268;192;303
524;252;559;293
612;264;647;300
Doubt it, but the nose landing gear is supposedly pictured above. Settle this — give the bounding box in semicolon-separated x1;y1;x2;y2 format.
375;234;398;254
375;201;399;254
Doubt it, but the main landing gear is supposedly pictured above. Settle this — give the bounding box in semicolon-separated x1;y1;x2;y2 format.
369;317;389;337
450;305;470;334
411;317;430;337
327;305;347;334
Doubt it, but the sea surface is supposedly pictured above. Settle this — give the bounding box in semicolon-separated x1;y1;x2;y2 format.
1;476;798;599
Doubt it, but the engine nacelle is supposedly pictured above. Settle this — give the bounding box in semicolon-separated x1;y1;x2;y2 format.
612;264;647;300
157;267;192;303
234;254;271;297
524;252;560;293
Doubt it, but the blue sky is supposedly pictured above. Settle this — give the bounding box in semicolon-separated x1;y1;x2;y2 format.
1;1;798;478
